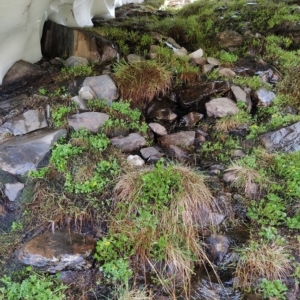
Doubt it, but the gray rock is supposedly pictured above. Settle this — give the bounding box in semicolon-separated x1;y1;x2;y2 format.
0;109;47;135
219;68;236;78
71;96;87;110
79;86;96;101
207;57;221;66
173;48;188;57
4;182;24;201
231;85;247;102
140;147;163;160
158;131;195;148
127;155;145;167
256;88;276;107
0;129;67;175
68;112;109;132
17;231;95;273
82;75;119;105
260;121;300;152
65;56;89;67
217;30;244;49
110;133;146;152
206;98;239;118
148;122;167;136
166;145;190;161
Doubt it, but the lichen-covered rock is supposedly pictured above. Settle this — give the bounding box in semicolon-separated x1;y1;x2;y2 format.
68;112;109;132
206;98;239;118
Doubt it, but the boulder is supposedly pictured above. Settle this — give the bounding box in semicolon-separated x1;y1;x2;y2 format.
260;121;300;152
17;231;95;273
140;147;164;160
255;88;276;107
0;129;67;175
148;123;167;136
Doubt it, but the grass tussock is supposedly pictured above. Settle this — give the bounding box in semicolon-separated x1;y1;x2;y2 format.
215;111;251;133
114;60;172;107
107;163;226;295
235;241;292;289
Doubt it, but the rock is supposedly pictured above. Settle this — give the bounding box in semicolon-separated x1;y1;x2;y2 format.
173;47;188;57
255;88;276;107
2;60;45;86
166;145;190;161
217;30;244;49
71;96;87;110
82;75;119;105
79;86;96;101
140;147;163;160
207;57;221;66
0;109;47;135
68;112;109;132
205;234;230;264
0;95;26;119
179;112;204;127
206;98;239;118
4;182;24;201
127;155;145;167
151;108;177;122
193;57;207;66
148;123;167;136
158;131;195;148
0;129;67;175
65;56;89;67
127;54;145;63
231;85;247;102
259;121;300;152
219;68;236;78
17;231;95;273
188;48;204;60
202;64;215;74
166;37;181;49
231;149;246;159
110;133;147;152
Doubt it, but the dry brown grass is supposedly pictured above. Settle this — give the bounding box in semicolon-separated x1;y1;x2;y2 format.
114;60;172;107
235;241;292;289
215;111;251;133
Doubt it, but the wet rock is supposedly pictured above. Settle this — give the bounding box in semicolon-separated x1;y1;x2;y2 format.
0;95;26;119
217;30;244;49
68;112;109;132
140;147;163;160
166;145;191;161
148;122;167;136
0;129;67;175
82;75;119;105
189;48;204;61
127;155;145;167
255;88;276;107
219;68;236;78
79;86;96;101
206;98;239;118
110;133;147;152
179;112;204;127
17;231;95;273
0;109;47;136
207;57;221;66
65;56;89;67
202;64;215;74
205;234;230;264
260;121;300;152
158;131;195;148
4;182;24;201
71;96;87;110
178;81;231;108
2;60;45;86
231;85;247;102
